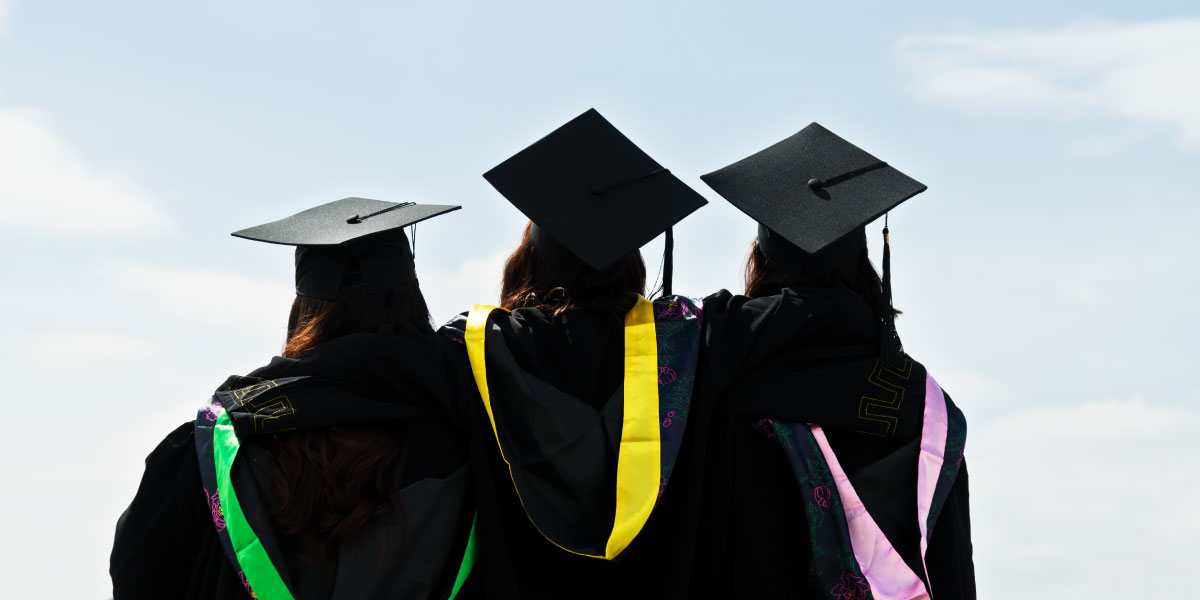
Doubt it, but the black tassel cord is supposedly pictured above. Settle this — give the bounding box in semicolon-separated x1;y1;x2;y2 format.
662;227;674;297
880;214;901;366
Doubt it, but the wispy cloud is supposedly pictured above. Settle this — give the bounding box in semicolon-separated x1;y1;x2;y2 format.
971;395;1200;598
985;395;1174;439
97;259;293;332
900;19;1200;148
0;108;172;237
0;1;12;35
417;249;510;322
28;329;166;370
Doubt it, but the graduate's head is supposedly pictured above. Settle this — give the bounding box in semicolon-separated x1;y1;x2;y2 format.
231;198;459;559
284;280;431;357
272;280;431;559
500;221;647;316
701;122;924;325
484;109;708;310
230;197;459;356
743;233;895;319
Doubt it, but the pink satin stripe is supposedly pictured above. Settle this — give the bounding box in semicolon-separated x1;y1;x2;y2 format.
811;426;930;600
916;373;948;594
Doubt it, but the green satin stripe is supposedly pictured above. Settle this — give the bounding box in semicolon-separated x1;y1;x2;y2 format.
448;515;478;599
213;410;296;600
213;408;475;600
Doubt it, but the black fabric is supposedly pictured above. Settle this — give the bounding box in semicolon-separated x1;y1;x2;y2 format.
700;122;925;257
758;222;866;275
483;108;707;271
925;462;976;597
219;324;458;434
529;223;636;289
110;423;248;600
440;285;973;598
479;320;623;554
697;286;882;391
487;308;626;409
238;442;473;600
693;286;976;599
662;226;674;295
443;305;712;600
293;231;416;300
704;417;813;598
111;326;472;599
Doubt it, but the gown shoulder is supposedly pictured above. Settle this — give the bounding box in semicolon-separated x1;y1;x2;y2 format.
111;422;248;600
114;324;475;599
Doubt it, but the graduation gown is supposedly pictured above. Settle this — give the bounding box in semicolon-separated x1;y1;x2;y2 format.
694;285;975;599
110;325;476;600
439;295;709;600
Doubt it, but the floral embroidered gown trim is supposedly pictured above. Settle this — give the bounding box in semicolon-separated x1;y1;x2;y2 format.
757;370;966;600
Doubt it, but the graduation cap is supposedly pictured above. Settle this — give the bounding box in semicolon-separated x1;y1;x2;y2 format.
483;108;708;295
232;197;460;301
700;123;927;363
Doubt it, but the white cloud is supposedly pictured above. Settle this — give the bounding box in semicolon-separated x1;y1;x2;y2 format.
984;394;1174;439
0;108;172;237
922;368;1010;413
97;259;294;332
0;1;12;35
417;249;510;322
28;329;166;370
900;19;1200;148
970;396;1200;598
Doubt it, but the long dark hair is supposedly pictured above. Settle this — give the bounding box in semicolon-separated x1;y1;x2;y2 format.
268;282;431;558
743;237;898;319
500;222;646;318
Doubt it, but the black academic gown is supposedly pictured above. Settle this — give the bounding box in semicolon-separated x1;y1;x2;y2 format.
111;325;475;600
693;286;975;599
441;301;712;600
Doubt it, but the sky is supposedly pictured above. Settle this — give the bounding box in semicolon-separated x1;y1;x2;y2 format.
0;1;1197;597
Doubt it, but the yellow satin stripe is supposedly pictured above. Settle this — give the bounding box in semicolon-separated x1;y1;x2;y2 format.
465;304;507;446
606;294;660;559
463;297;661;560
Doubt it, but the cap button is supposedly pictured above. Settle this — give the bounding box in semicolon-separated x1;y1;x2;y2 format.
807;178;823;189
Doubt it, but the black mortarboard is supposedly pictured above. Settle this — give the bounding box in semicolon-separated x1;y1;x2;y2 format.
483;108;708;294
700;122;925;274
232;197;460;301
701;123;927;366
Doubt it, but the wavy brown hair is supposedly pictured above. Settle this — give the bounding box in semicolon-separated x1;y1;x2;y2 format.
744;237;898;318
269;283;431;559
500;222;647;317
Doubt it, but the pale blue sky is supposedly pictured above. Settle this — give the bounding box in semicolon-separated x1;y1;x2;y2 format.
0;1;1197;597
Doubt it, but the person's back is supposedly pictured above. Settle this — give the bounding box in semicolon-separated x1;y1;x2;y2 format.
694;123;976;598
440;224;707;599
696;283;974;598
443;108;712;600
111;198;475;599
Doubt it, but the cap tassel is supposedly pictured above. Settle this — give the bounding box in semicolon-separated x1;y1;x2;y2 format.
881;214;902;367
662;227;674;297
590;168;670;196
346;201;415;224
806;161;889;190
